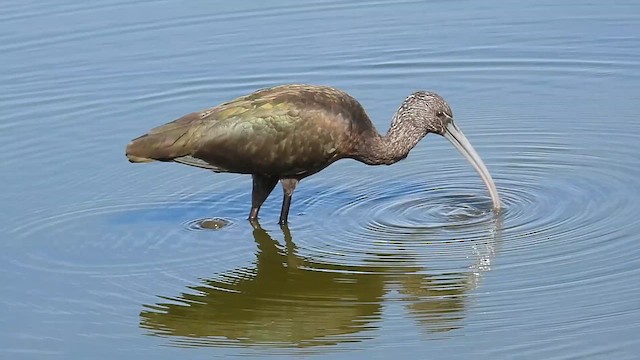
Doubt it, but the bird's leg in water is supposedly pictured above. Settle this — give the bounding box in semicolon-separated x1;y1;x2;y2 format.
249;174;278;222
279;178;299;225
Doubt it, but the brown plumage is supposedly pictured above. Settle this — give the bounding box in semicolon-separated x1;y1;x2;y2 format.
126;84;500;224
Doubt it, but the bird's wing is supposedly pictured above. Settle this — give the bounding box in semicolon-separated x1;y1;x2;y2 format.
188;85;368;175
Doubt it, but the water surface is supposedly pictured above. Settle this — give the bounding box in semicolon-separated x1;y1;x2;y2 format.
1;0;640;359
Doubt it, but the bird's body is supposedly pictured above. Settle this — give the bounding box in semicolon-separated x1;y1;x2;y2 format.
127;85;376;176
126;84;500;224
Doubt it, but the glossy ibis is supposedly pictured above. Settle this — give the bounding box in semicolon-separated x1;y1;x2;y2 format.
126;84;500;224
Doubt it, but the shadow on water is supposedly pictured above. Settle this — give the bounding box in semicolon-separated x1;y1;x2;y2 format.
139;215;503;349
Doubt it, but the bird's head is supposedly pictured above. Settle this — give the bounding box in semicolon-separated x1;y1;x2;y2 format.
399;91;501;210
400;91;453;135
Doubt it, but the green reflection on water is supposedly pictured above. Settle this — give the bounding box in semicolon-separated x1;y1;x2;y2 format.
140;217;501;348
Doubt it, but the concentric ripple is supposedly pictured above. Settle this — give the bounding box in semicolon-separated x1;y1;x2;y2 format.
287;126;640;279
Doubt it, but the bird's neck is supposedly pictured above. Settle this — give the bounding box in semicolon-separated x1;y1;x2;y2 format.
358;113;427;165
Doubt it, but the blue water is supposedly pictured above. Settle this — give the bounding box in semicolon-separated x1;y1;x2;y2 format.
2;0;639;359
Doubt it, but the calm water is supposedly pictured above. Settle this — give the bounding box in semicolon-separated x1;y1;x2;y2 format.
2;0;640;359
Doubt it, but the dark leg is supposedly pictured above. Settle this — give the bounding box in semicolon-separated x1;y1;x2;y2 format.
249;174;278;222
279;178;299;225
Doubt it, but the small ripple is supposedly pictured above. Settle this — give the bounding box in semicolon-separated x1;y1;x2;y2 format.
184;218;234;231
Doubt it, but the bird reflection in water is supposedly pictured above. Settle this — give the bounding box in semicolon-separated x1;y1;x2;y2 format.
140;217;502;348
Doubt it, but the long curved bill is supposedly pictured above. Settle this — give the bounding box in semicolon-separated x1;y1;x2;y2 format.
443;120;501;210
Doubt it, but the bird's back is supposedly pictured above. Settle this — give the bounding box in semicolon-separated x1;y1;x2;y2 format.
126;84;376;177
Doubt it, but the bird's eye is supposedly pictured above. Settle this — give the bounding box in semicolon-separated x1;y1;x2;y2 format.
436;111;444;117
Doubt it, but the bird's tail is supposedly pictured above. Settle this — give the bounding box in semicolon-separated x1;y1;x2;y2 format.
125;134;165;163
125;112;202;163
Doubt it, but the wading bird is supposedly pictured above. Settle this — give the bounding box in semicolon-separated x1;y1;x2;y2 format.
126;84;500;225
